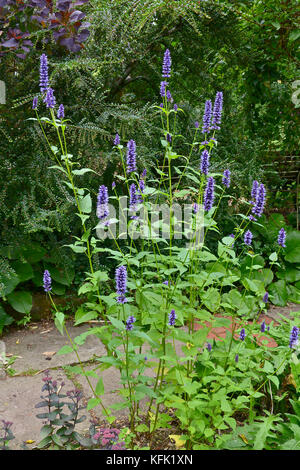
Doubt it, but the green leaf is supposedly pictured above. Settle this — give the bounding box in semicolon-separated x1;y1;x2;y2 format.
289;29;300;42
287;285;300;304
78;194;92;214
64;244;87;253
95;377;104;395
54;311;65;336
22;242;46;263
285;231;300;263
87;397;102;411
10;261;34;282
72;168;97;176
39;425;53;440
78;283;94;295
6;291;32;314
0;272;20;297
57;345;74;355
74;308;98;326
107;315;125;331
0;304;14;332
268;280;288;306
37;435;52;449
201;287;220;312
269;252;278;262
277;266;300;283
253;415;281;450
221;398;232;413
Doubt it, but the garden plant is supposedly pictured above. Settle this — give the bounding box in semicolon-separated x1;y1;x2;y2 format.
10;47;298;451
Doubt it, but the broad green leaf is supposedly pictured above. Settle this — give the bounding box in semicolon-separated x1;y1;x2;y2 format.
54;311;65;336
57;345;74;355
268;280;288;306
78;194;92;214
87;397;102;411
10;261;34;282
201;287;220;312
6;291;32;314
74;308;98;326
285;231;300;263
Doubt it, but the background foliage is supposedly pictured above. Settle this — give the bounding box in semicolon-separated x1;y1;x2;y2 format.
0;0;299;328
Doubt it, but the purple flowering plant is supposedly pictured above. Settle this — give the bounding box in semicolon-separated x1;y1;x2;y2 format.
29;48;300;450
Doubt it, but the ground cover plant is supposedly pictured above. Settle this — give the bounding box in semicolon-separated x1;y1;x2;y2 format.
3;47;295;451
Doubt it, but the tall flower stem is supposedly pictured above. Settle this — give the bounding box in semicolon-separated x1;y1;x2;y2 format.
47;292;109;416
48;109;104;314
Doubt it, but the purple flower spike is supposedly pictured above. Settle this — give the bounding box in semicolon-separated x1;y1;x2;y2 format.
43;270;52;293
112;181;116;189
203;177;215;211
114;134;120;146
115;266;127;304
202;99;212;134
222;169;231;188
163;281;169;286
166;90;173;103
278;228;286;248
57;104;64;120
260;321;266;333
195;121;199;129
200;149;210;175
263;292;269;303
239;328;246;341
207;343;212;352
97;185;109;220
235;354;239;363
129;183;138;218
251;183;266;218
137;178;145;203
244;230;253;246
211;91;223;131
168;309;176;327
32;97;38;110
289;326;299;349
126;315;136;331
174;104;178;111
193;203;199;214
141;169;147;179
250;180;259;204
44;87;56;109
160;81;168;98
39;53;49;93
166;133;172;144
162;48;171;78
126;140;137;173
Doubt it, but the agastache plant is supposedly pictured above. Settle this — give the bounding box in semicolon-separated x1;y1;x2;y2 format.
31;47;295;450
222;169;231;188
115;266;127;304
126;139;137;173
202;99;212;134
278;228;287;248
162;48;171;78
211;91;223;130
96;185;109;221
